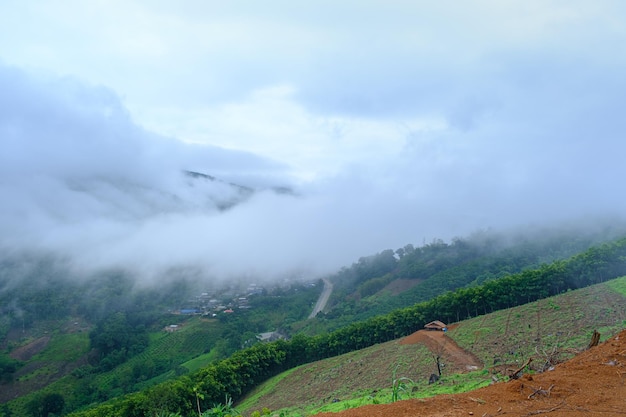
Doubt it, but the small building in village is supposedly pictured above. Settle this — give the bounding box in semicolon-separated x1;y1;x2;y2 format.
164;324;180;333
257;331;285;342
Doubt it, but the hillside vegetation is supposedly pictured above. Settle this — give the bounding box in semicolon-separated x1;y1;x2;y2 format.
60;235;626;417
0;271;321;416
2;225;626;416
318;226;623;329
238;275;626;415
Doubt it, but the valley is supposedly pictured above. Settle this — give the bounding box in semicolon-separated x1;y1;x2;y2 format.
2;228;626;416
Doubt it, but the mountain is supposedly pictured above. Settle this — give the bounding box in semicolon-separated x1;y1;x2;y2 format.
63;168;295;219
182;169;295;210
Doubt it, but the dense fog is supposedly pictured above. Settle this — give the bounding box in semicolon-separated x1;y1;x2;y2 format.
1;2;626;284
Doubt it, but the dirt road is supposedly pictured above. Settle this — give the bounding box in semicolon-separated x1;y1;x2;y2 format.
309;278;333;319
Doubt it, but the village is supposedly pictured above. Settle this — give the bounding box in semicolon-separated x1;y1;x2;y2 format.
166;282;267;321
164;279;319;342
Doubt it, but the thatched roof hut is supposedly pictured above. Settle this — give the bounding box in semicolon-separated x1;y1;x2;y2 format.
424;320;447;331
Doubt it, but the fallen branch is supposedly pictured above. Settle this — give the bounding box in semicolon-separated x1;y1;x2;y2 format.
523;400;566;415
509;358;533;379
528;384;554;399
481;406;503;417
469;396;486;404
568;405;626;414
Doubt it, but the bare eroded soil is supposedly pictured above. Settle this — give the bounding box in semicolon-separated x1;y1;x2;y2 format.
315;328;626;416
399;327;483;371
9;336;51;361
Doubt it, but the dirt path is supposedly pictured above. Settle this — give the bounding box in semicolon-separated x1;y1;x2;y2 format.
400;329;483;371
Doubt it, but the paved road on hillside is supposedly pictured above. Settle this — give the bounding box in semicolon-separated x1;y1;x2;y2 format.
308;278;333;319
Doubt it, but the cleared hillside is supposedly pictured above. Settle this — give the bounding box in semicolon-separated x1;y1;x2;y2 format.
61;236;626;417
237;276;626;416
316;327;626;417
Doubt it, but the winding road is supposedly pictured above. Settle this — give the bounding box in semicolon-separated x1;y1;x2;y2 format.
308;278;333;319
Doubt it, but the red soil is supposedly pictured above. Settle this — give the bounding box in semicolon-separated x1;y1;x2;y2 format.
399;327;483;371
316;328;626;417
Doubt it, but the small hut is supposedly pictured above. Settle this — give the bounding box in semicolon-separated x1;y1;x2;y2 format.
424;320;447;331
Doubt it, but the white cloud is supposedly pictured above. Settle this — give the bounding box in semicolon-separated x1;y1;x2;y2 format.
1;1;626;284
153;84;440;181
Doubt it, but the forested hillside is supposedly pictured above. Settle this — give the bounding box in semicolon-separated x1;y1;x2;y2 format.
2;224;626;416
0;261;321;416
61;234;626;417
316;226;623;329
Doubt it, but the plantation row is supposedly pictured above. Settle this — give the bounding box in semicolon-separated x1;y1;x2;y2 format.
69;237;626;417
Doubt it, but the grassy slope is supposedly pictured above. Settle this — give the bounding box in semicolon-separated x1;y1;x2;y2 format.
3;317;223;416
1;281;322;416
449;282;626;367
1;327;91;404
237;276;626;416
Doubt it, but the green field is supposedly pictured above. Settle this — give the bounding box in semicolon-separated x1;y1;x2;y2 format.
2;317;224;416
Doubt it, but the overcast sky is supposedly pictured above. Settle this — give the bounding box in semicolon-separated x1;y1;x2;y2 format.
1;1;626;283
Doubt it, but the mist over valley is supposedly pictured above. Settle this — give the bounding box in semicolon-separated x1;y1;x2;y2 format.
2;2;626;416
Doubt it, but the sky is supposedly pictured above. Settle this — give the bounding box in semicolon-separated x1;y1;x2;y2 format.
1;1;626;283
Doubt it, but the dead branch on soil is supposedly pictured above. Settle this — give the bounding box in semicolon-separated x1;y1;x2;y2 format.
522;400;566;416
569;405;626;415
527;384;554;399
468;396;486;404
481;406;504;417
509;358;532;379
535;338;568;371
535;345;558;371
